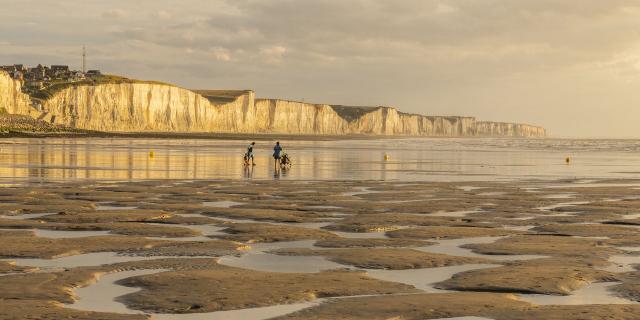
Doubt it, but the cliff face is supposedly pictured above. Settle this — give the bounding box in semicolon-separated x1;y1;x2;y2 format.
0;71;31;115
474;121;548;137
1;78;547;137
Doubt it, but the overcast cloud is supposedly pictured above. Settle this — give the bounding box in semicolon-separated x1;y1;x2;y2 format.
2;0;640;137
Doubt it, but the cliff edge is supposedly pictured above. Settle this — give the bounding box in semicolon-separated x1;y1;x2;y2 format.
0;71;31;115
0;71;547;137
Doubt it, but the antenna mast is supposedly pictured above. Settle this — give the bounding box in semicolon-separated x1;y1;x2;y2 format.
82;46;86;74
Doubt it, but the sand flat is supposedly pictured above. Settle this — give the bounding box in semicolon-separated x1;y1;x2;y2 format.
1;178;639;319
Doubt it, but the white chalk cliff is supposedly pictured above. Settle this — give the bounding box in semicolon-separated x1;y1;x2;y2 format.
0;71;31;115
0;71;547;137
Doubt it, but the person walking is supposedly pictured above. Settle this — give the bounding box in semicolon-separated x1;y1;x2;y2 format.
273;141;283;170
245;142;256;166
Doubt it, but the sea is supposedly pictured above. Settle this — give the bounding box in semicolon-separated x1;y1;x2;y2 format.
0;137;639;182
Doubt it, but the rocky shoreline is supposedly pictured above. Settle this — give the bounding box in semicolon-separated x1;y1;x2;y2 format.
0;113;84;134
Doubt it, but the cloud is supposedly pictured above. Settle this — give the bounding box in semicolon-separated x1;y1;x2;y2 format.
260;45;287;64
155;10;172;19
101;9;128;19
2;0;640;137
434;3;457;14
211;47;232;61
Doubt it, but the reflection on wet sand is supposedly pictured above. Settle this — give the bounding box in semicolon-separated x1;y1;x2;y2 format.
4;137;640;181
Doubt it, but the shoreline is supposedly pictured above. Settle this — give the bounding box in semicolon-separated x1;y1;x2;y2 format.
0;130;549;141
0;130;401;141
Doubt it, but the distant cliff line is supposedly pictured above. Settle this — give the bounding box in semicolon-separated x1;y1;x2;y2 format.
0;71;547;137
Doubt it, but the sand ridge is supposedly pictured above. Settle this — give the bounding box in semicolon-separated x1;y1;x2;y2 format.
1;179;640;319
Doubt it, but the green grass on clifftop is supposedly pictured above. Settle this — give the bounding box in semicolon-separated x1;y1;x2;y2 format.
192;90;252;105
330;105;379;122
29;75;171;100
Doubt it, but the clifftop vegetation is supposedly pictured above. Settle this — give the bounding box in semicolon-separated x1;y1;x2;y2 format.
29;75;170;101
329;105;379;122
192;90;252;104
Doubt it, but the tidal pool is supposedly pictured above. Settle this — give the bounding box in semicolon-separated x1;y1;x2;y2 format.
0;212;55;220
202;201;244;208
8;252;169;269
218;240;344;273
518;282;637;305
417;237;546;261
66;269;165;314
367;264;500;292
66;267;321;319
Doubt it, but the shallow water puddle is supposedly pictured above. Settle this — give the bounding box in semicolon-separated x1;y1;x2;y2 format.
477;192;506;197
0;228;111;239
66;267;320;319
0;272;22;277
518;282;637;305
66;269;166;314
432;317;494;320
0;212;55;220
600;254;640;273
536;201;589;211
247;240;319;252
501;225;536;232
547;183;640;189
342;187;380;197
331;230;389;239
305;205;343;209
509;216;536;221
379;198;432;204
153;302;321;320
542;193;577;199
418;237;545;261
541;212;577;218
367;264;500;292
430;210;481;218
218;240;346;273
219;254;343;273
96;205;138;211
144;222;227;241
202;201;244;208
458;186;486;192
8;252;163;269
179;224;228;238
33;229;112;238
572;235;610;240
295;222;334;230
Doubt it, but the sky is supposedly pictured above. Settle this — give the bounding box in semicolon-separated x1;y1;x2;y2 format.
1;0;640;138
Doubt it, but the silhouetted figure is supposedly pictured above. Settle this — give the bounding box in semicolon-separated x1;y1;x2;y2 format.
244;142;256;166
273;141;282;170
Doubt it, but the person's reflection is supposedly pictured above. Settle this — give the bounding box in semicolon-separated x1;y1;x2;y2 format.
280;165;289;178
273;166;281;179
243;164;254;179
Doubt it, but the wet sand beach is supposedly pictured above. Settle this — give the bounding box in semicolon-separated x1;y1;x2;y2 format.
2;138;640;319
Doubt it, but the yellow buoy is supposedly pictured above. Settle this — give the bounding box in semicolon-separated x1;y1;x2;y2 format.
565;157;570;164
149;150;155;158
384;154;389;161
